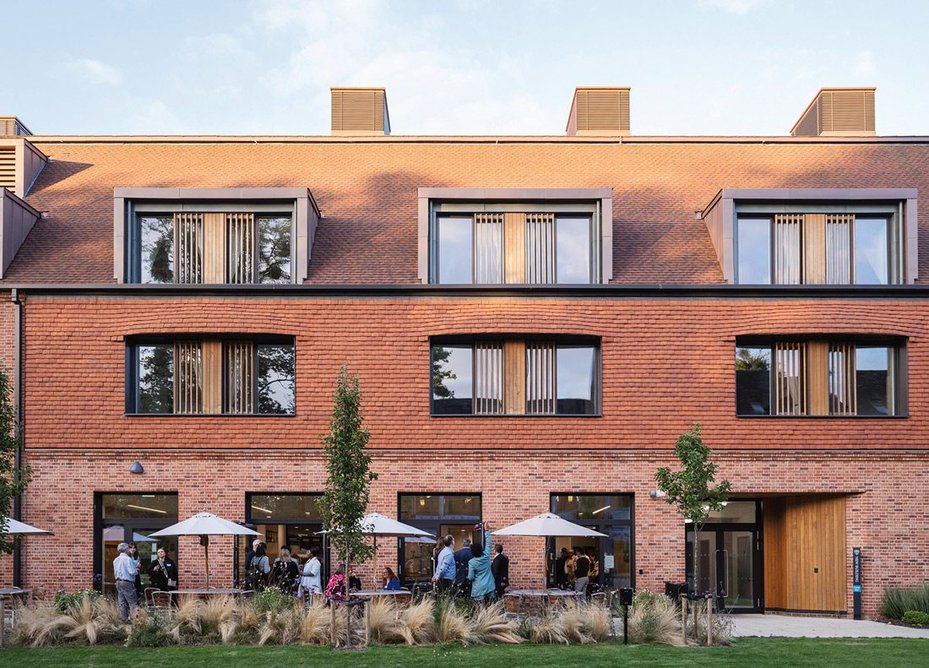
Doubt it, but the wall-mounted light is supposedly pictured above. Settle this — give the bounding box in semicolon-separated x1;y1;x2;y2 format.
649;490;666;499
129;462;144;475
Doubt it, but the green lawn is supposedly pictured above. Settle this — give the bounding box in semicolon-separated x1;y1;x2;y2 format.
1;638;927;668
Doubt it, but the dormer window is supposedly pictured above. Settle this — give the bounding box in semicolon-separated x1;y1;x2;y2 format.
114;188;320;285
418;188;613;285
702;189;917;285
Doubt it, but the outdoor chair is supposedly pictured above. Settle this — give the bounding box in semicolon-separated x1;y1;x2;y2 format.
143;587;157;607
151;591;172;612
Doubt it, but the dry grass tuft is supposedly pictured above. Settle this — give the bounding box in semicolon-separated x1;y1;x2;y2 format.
396;599;435;646
11;604;70;647
628;592;680;645
560;601;594;644
258;606;302;646
528;613;568;645
470;602;522;644
436;599;473;645
582;602;612;641
299;598;333;645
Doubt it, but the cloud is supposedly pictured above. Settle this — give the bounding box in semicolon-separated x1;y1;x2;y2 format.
250;0;556;133
855;50;876;77
65;58;123;85
696;0;764;14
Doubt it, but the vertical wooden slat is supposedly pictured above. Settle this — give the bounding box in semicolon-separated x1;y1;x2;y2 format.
827;342;856;415
504;340;526;414
173;213;204;284
202;340;222;414
504;212;526;283
825;213;853;284
226;213;256;284
774;213;803;284
807;341;829;415
525;213;555;284
173;341;202;414
474;213;503;283
474;342;504;415
224;341;255;414
775;341;807;416
803;213;826;284
526;341;555;414
203;212;225;283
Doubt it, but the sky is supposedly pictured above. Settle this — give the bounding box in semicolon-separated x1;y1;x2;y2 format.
3;0;928;136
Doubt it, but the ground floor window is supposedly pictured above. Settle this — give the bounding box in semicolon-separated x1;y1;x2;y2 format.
397;493;481;586
238;493;326;589
549;493;634;590
95;493;179;596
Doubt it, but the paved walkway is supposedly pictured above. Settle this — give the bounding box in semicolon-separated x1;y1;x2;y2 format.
731;614;929;638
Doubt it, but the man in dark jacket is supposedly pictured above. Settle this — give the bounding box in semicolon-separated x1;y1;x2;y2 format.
491;543;509;598
454;538;472;594
574;548;591;595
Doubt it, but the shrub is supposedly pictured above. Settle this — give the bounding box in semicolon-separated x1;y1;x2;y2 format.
435;597;473;645
251;586;294;612
54;589;102;614
298;598;332;645
880;584;929;620
528;612;568;645
126;609;171;648
396;600;436;645
902;610;929;627
11;604;69;647
470;602;522;644
628;591;679;645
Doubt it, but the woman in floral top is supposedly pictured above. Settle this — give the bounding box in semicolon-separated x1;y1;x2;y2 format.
325;567;347;603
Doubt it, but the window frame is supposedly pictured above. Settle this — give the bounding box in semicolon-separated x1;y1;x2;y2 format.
114;187;320;285
734;336;907;418
429;335;602;417
734;204;904;286
125;334;296;417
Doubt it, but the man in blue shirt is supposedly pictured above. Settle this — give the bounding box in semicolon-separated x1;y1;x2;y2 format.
113;542;138;623
432;535;455;594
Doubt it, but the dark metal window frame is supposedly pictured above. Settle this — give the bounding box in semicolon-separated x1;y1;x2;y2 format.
429;335;602;417
548;492;635;590
244;492;325;525
734;335;907;418
125;334;296;416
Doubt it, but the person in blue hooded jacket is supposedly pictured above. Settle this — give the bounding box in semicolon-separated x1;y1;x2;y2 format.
467;523;496;603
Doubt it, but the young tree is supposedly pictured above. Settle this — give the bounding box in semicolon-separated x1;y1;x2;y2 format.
0;365;30;554
654;424;730;610
318;366;377;649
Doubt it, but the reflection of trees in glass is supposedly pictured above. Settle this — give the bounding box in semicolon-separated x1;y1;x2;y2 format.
736;348;770;371
257;345;295;414
431;346;457;398
257;217;292;283
140;216;174;283
138;345;173;413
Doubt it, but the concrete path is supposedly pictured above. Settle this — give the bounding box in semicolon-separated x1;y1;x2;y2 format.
731;614;929;638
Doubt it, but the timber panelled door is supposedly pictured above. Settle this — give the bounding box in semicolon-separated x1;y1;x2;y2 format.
764;495;847;614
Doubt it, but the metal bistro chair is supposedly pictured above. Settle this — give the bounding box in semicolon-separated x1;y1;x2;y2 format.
151;591;173;614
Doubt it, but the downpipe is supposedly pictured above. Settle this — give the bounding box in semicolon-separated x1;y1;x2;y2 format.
11;288;23;587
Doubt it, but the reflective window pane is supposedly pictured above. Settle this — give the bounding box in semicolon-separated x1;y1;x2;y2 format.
139;216;174;284
248;494;323;523
398;494;481;521
431;345;473;414
855;218;889;285
857;346;891;415
556;216;591;284
556;345;597;414
101;493;179;520
437;216;473;284
137;345;174;413
736;347;771;415
257;216;292;284
704;501;757;523
551;494;632;522
257;345;295;415
737;218;771;284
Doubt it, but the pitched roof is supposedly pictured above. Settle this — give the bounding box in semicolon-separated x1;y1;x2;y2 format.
7;136;929;285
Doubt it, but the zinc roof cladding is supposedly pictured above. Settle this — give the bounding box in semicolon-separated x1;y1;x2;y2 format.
5;137;929;285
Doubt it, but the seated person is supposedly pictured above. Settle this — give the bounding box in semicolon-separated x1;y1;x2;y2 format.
382;567;401;591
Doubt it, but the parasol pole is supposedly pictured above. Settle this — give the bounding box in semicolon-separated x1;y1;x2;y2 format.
201;535;210;589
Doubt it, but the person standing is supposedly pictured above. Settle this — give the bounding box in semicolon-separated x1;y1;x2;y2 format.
250;543;271;591
467;523;496;603
432;535;455;594
244;538;261;574
127;543;143;604
573;548;590;596
299;546;322;599
454;538;473;595
491;543;510;598
113;542;138;623
272;547;300;593
148;547;178;591
555;547;569;589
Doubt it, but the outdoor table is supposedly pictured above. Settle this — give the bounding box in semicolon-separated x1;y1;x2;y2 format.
0;588;32;630
503;589;579;614
168;588;253;603
352;589;412;604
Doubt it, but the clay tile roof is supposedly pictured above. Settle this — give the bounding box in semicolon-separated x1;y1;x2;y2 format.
6;137;929;285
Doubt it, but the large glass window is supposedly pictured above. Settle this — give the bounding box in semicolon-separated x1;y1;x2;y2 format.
432;207;600;285
97;493;179;596
550;494;633;589
735;339;904;417
128;338;295;415
430;338;600;416
556;216;592;284
398;494;481;585
735;347;771;415
131;210;294;284
736;218;771;285
734;210;901;285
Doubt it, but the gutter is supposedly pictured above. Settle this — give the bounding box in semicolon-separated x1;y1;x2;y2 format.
10;288;22;587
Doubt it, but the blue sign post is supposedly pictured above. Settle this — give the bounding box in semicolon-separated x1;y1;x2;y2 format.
852;547;862;620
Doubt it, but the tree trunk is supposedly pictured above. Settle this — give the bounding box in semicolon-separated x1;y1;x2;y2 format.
344;552;351;649
706;594;713;645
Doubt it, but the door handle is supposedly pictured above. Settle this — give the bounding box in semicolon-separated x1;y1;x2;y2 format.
719;549;728;597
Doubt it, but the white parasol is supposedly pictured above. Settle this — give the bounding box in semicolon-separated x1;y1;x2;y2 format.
3;518;53;536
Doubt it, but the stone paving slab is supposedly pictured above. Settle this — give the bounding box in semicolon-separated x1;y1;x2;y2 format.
731;614;929;638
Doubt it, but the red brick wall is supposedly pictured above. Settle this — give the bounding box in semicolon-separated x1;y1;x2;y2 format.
17;448;929;618
21;294;929;452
